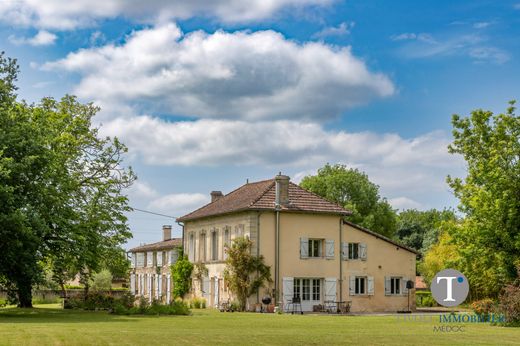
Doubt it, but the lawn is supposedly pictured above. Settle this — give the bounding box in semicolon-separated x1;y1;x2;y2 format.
0;305;518;345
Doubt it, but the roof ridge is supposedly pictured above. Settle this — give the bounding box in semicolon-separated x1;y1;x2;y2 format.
178;178;274;221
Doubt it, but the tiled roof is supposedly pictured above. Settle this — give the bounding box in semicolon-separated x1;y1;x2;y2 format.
343;220;419;255
129;238;182;253
177;178;351;222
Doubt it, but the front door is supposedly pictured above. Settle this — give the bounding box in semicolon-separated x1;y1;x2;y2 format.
293;278;322;311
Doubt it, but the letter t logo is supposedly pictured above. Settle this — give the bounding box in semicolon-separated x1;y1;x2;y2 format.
437;276;457;302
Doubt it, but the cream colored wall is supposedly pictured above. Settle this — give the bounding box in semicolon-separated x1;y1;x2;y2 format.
343;223;417;312
183;211;260;306
183;211;416;313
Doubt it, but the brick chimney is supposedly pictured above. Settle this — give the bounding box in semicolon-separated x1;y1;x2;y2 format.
211;191;223;202
163;225;172;241
275;173;290;207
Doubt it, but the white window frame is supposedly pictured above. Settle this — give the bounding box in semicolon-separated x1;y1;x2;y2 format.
348;243;359;260
308;239;323;258
355;276;367;295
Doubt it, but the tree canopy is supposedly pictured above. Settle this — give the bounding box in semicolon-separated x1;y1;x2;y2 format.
0;52;135;306
300;164;397;237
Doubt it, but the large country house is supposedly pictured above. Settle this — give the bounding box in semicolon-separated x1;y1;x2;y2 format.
177;174;417;312
129;225;181;303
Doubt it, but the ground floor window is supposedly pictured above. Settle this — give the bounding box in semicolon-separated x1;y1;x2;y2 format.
293;278;321;301
355;277;366;295
390;277;401;295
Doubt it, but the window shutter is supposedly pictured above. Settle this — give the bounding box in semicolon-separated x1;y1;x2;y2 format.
367;276;374;295
130;273;136;294
166;275;171;303
282;277;294;311
341;242;349;260
325;239;334;259
385;277;391;296
202;277;210;303
170;249;179;264
324;278;337;302
349;276;356;296
156;251;163;266
300;238;308;259
359;243;367;261
402;277;409;295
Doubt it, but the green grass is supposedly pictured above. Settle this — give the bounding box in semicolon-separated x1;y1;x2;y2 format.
0;304;518;345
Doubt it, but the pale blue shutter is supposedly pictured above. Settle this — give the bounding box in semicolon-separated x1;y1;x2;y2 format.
300;238;308;259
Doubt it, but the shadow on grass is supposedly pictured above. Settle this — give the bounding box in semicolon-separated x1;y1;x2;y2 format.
0;307;189;324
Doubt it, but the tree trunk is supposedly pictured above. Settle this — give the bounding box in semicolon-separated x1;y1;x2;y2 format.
60;282;67;299
17;278;33;308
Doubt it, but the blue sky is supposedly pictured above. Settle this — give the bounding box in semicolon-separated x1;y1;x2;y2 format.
1;1;519;249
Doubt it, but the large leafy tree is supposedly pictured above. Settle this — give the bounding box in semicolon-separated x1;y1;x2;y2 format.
0;53;135;307
224;237;272;312
443;101;520;298
395;208;457;256
300;164;397;237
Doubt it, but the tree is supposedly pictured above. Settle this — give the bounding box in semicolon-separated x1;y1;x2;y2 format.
171;249;194;299
300;164;397;237
395;208;457;256
0;52;135;307
444;101;520;297
223;237;272;312
90;269;113;291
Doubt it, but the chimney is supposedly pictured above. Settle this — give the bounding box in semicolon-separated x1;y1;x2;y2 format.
211;191;223;202
275;173;290;207
162;225;172;241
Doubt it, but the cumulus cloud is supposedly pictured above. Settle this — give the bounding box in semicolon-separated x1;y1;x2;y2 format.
8;30;57;46
387;197;423;210
43;23;394;122
0;0;333;30
99;115;463;197
148;193;210;217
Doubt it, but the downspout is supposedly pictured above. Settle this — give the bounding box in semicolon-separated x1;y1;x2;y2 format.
256;211;261;304
176;220;185;256
275;209;280;304
339;218;343;304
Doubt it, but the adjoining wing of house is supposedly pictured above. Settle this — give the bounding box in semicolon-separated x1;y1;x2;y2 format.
130;174;418;313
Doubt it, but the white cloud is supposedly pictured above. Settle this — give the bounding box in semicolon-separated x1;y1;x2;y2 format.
128;180;159;200
0;0;333;30
394;32;509;64
473;22;491;29
387;197;423;210
43;23;394;122
312;22;354;39
8;30;57;46
148;193;210;217
99;115;463;199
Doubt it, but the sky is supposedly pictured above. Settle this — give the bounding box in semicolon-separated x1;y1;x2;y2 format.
1;0;519;249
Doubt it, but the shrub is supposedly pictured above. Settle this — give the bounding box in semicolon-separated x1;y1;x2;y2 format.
471;299;495;317
499;284;520;325
189;297;206;309
0;298;7;307
171;251;194;299
416;291;436;307
65;292;116;310
112;299;190;316
229;301;240;312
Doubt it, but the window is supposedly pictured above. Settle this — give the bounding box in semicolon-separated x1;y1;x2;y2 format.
189;233;195;262
199;232;207;262
312;279;321;301
293;279;301;299
146;251;153;267
136;252;144;267
156;251;163;266
390;277;401;295
223;227;230;259
211;230;218;261
348;243;359;259
308;239;323;258
355;277;366;295
302;279;311;300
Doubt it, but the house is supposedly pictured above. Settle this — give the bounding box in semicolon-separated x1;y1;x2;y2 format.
128;225;181;303
177;174;418;313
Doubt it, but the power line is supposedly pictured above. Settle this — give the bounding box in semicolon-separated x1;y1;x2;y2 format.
130;207;177;219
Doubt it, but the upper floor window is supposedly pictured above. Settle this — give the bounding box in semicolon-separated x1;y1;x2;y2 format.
223;227;230;260
146;251;153;267
199;232;207;262
211;229;219;261
348;243;359;260
308;239;323;258
342;242;367;260
188;233;195;262
136;252;145;267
